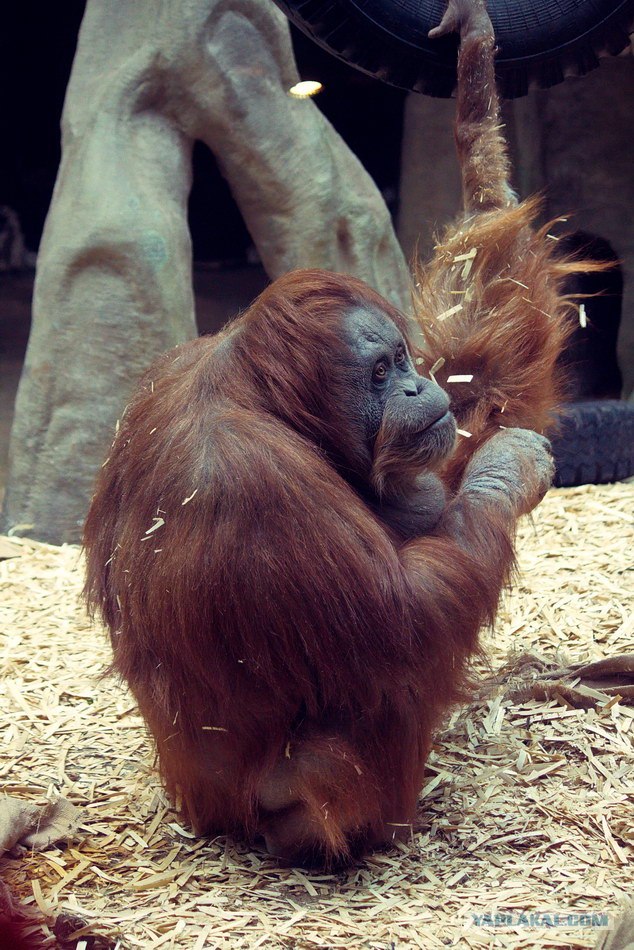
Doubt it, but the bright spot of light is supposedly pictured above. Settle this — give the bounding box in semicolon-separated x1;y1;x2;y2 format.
288;80;323;99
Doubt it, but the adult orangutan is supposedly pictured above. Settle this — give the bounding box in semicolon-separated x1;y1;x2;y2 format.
84;0;594;866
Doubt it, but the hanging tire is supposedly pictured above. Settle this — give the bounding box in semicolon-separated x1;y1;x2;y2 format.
273;0;634;97
551;400;634;487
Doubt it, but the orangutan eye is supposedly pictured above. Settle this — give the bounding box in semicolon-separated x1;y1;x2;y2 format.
394;346;406;365
372;361;388;383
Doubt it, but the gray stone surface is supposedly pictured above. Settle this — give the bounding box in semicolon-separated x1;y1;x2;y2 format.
397;93;460;265
1;0;410;544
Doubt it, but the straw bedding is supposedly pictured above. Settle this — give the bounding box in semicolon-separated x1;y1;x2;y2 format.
1;483;632;949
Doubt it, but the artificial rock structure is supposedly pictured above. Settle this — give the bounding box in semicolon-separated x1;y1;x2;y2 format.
2;0;410;543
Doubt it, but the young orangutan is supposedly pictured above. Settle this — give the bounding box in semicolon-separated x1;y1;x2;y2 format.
414;0;603;486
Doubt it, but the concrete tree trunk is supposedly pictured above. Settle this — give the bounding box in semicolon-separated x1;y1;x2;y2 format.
2;0;410;544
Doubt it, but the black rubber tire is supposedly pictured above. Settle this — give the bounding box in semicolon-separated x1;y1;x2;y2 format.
273;0;634;97
551;400;634;487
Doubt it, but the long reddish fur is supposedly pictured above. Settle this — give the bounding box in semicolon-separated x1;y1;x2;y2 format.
84;11;599;867
412;21;606;487
84;269;516;865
